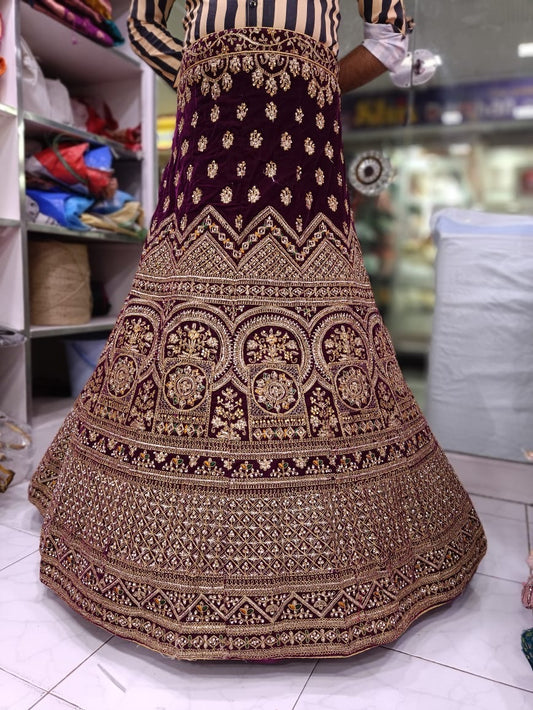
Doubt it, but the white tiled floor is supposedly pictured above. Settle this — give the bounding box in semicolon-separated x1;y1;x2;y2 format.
1;456;532;709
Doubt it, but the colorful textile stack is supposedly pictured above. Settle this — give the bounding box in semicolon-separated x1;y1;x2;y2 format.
25;141;145;238
0;12;6;78
23;0;124;47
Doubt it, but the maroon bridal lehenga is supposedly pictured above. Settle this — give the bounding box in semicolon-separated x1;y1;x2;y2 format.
29;28;486;660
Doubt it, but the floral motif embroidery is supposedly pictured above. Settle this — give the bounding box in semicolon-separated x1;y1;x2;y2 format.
192;188;203;204
236;161;247;177
248;186;260;203
210;105;220;122
316;112;325;129
325;141;334;160
328;195;338;211
324;325;365;362
337;172;343;186
336;366;371;409
165;364;207;410
305;191;313;209
166;322;219;360
309;387;340;438
108;357;137;397
295;216;303;233
236;102;248;120
295;107;304;123
220;186;233;204
211;386;247;440
264;161;277;178
265;102;277;121
181;139;189;156
198;136;208;152
235;214;243;230
207;161;218;178
253;369;298;413
296;166;302;181
304;137;315;155
281;132;292;150
191;112;198;127
280;187;292;206
178;116;184;133
246;327;300;364
249;129;263;148
177;192;184;208
222;131;234;149
186;165;194;181
163;196;170;212
315;168;325;186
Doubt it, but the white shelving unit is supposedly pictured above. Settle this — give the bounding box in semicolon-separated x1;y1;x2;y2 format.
0;0;156;426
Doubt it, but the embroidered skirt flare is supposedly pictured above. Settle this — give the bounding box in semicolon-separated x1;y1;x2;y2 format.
29;28;486;661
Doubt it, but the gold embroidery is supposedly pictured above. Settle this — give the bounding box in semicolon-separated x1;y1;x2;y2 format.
316;112;325;129
198;136;208;152
220;186;233;204
325;141;334;160
265;101;277;121
210;105;220;122
181;139;190;156
264;161;277;178
304;137;316;155
222;131;234;149
249;130;263;148
315;168;325;186
280;187;292;206
29;27;485;665
237;161;247;177
281;132;292;150
192;188;203;204
248;186;260;203
328;195;338;212
295;107;304;123
296;166;302;181
236;102;248;120
207;160;218;178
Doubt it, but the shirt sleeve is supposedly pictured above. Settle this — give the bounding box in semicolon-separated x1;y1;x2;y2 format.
357;1;412;72
127;0;183;88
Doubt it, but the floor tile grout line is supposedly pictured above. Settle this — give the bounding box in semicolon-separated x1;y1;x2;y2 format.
0;548;39;574
290;660;319;710
387;647;533;694
0;522;41;539
475;570;524;585
467;491;533;507
0;664;48;694
44;635;114;701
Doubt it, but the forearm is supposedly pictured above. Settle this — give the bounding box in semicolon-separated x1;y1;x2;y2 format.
128;0;182;88
338;45;388;94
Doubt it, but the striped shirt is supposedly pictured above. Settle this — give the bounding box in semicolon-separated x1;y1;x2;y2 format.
128;0;409;87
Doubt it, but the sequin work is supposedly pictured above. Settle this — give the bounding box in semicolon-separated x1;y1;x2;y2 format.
29;28;486;661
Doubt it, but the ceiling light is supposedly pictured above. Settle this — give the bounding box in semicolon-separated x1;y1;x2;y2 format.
518;43;533;57
513;104;533;119
441;110;463;126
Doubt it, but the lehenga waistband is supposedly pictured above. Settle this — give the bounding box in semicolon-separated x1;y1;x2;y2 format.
178;26;339;82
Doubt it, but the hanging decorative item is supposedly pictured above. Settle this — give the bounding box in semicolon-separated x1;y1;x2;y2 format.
390;48;441;88
348;150;395;196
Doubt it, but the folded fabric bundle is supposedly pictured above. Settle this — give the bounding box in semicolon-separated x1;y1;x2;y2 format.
70;98;142;151
26;142;113;198
24;0;123;47
27;188;94;230
0;11;5;77
80;200;146;238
